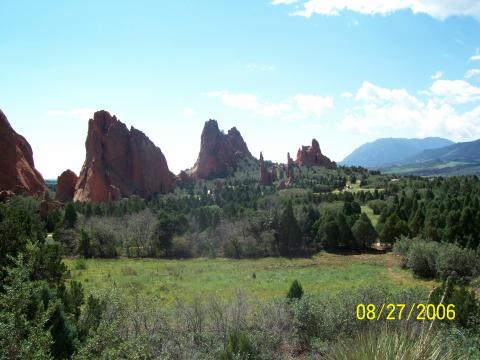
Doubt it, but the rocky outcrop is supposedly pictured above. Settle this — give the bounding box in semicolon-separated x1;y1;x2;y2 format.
258;152;271;186
39;192;63;220
258;153;278;186
190;119;253;179
287;153;295;185
55;169;78;203
0;109;46;195
74;110;175;202
296;139;336;168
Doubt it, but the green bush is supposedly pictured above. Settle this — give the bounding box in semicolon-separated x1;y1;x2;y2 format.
392;235;414;257
74;258;87;270
219;330;256;360
405;240;438;278
435;244;478;280
287;280;304;300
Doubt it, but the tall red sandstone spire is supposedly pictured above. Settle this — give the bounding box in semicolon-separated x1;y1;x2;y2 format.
190;119;253;179
74;110;175;202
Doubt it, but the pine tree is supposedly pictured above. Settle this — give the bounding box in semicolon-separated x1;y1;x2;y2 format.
287;279;304;300
352;213;377;248
278;201;302;256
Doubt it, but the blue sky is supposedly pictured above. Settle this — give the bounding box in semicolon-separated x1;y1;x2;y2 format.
1;0;480;178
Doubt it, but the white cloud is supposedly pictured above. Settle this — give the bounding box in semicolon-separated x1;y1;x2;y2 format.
47;108;96;120
293;94;334;116
338;81;480;140
341;91;353;98
470;54;480;61
429;79;480;104
431;71;443;80
208;91;333;119
273;0;480;21
465;69;480;78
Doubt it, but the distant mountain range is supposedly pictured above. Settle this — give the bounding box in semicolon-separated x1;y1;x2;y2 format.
339;137;454;168
341;137;480;176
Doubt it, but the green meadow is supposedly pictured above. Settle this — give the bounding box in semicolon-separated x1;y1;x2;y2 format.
64;252;434;307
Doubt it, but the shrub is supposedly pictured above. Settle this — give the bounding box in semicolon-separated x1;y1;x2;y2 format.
392;235;412;256
170;236;192;258
219;330;256;360
435;243;478;280
406;240;438;278
74;258;87;270
287;280;304;300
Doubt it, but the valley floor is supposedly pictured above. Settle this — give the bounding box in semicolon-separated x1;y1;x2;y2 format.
64;252;435;306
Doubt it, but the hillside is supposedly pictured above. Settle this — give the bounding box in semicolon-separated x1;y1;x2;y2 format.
340;137;454;168
383;139;480;176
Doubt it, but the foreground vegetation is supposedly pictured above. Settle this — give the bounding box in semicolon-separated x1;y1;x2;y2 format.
2;166;480;358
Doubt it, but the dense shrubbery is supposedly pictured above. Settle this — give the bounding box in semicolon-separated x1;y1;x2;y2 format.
394;237;479;280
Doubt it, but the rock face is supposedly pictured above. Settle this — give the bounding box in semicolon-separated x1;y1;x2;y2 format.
258;152;278;186
0;109;46;195
296;139;336;168
40;192;63;220
190;119;253;179
258;152;272;186
287;153;295;185
55;169;78;203
74;110;175;202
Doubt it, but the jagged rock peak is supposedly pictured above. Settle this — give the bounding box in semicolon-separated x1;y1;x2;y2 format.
191;119;253;179
0;109;46;195
296;138;336;169
74;110;175;202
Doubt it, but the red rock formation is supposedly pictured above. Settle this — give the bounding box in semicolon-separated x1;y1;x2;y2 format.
270;165;278;182
39;192;63;220
55;169;78;203
287;152;294;185
296;139;336;169
258;152;272;186
74;110;175;202
0;109;46;195
190;119;253;179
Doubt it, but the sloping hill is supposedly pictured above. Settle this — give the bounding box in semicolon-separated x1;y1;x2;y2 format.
340;137;454;168
383;139;480;176
404;139;480;163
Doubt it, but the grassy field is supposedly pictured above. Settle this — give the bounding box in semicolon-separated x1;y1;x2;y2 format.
361;205;380;227
64;253;435;306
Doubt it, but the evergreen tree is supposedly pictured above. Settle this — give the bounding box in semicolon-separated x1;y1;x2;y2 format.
315;212;340;251
287;279;304;300
351;213;377;248
63;202;77;228
277;201;302;256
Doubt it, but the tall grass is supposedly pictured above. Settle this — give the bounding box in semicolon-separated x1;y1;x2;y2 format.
326;325;468;360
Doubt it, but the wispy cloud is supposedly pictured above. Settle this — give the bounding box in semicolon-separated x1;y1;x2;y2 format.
338;81;480;140
47;108;96;120
207;91;333;119
465;69;480;79
341;91;353;98
431;71;443;80
271;0;480;21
